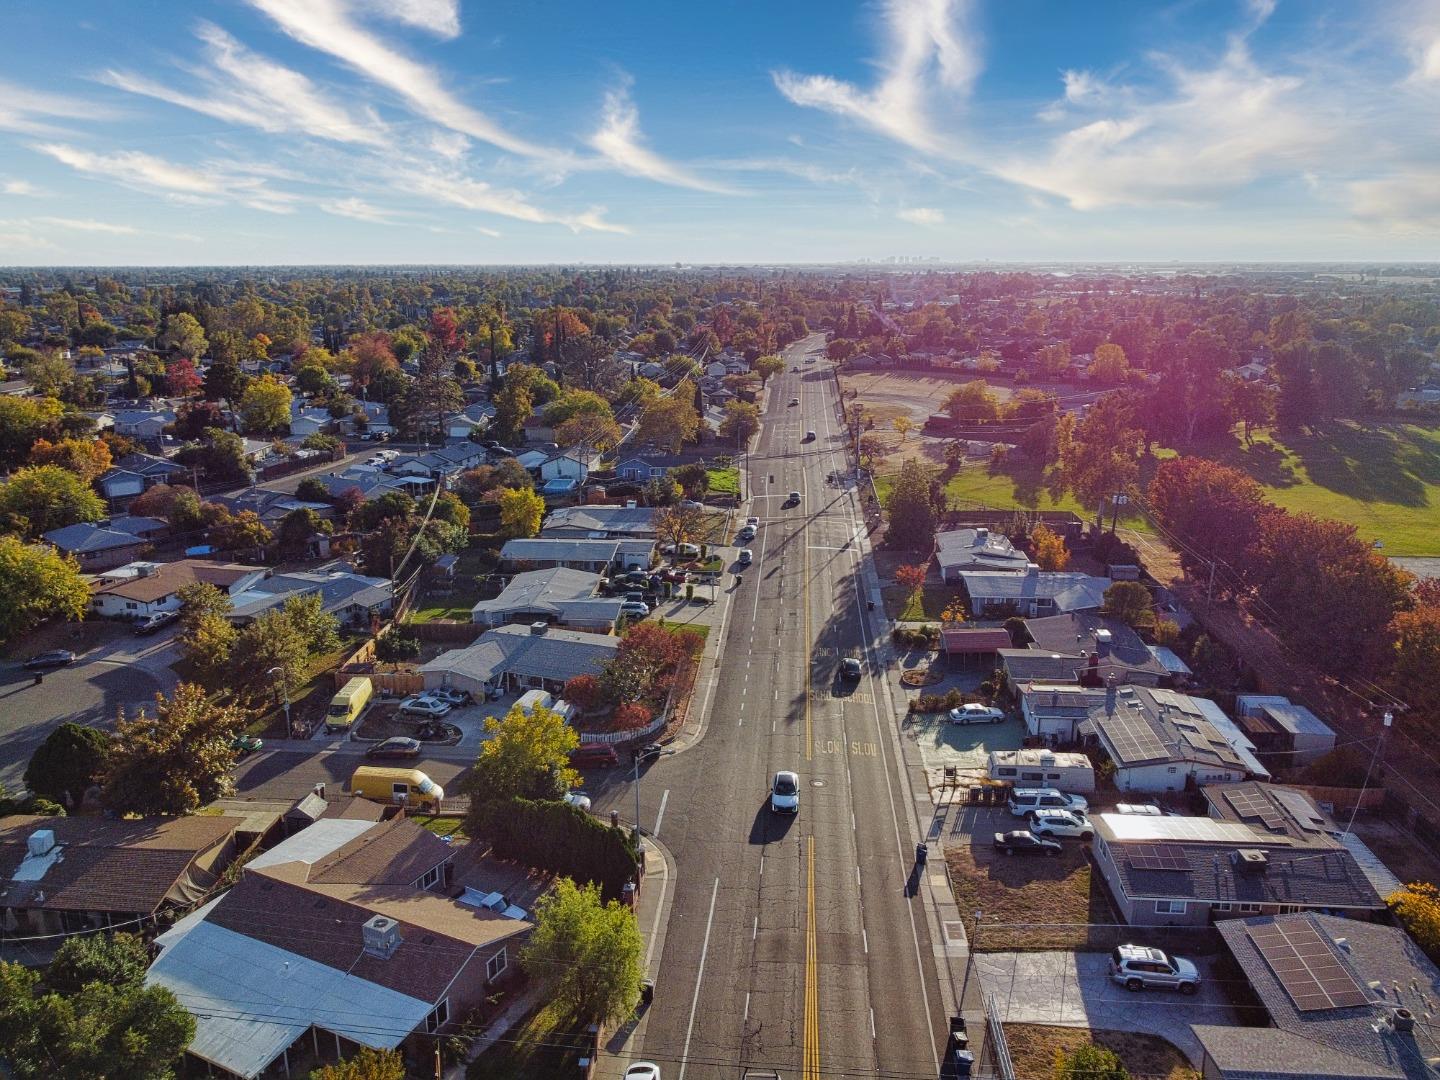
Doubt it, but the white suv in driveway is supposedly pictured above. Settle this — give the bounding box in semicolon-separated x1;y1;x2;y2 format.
1109;945;1201;994
1007;787;1089;818
1028;808;1094;841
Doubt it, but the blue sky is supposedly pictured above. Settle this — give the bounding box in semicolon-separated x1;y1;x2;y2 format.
1;0;1438;264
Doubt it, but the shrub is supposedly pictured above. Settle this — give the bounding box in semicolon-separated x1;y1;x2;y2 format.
474;796;639;902
612;702;653;731
563;675;601;711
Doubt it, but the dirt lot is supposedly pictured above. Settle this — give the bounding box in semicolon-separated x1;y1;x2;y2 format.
1345;813;1440;889
1005;1025;1199;1080
945;809;1120;951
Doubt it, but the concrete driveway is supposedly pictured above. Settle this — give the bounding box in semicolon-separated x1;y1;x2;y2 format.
975;950;1237;1065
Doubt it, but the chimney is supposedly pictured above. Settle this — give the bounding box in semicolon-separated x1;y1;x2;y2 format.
530;621;548;635
313;782;327;801
362;915;401;958
976;528;988;540
1393;1008;1415;1033
26;830;56;857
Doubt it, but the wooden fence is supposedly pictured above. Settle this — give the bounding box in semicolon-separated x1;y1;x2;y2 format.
409;619;486;643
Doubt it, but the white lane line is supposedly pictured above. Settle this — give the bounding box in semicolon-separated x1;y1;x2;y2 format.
654;789;669;837
677;877;721;1080
870;1007;877;1040
863;927;869;954
744;991;751;1022
752;915;758;940
758;854;764;876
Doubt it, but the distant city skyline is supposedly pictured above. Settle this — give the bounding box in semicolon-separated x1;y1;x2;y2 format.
2;0;1439;264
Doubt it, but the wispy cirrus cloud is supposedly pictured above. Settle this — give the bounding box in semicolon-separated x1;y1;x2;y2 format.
772;0;979;154
897;206;944;224
588;80;736;194
33;216;138;234
101;22;388;147
2;179;45;197
318;196;396;223
0;79;115;136
398;166;628;233
31;142;300;213
245;0;554;160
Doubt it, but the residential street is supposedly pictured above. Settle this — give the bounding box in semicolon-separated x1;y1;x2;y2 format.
590;335;950;1079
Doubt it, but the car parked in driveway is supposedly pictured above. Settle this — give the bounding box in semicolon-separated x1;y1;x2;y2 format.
367;737;422;759
620;601;650;619
1007;787;1090;818
1109;945;1200;994
770;770;800;814
24;650;76;670
947;703;1005;724
993;830;1061;856
1028;808;1094;841
399;695;451;718
427;686;472;707
133;610;179;635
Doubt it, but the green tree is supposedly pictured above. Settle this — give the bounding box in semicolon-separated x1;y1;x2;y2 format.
555;410;622;452
1388;602;1440;725
374;630;421;663
498;485;545;538
158;311;208;359
231;608;310;696
1054;1043;1129;1080
177;581;237;681
671;461;709;498
24;723;110;810
310;1047;406;1080
275;507;331;560
0;535;90;641
1102;581;1153;629
521;878;644;1027
282;591;341;653
0;955;195;1080
653;503;703;551
206;506;273;556
0;464;105;537
203;356;248;407
238;373;293;434
463;702;580;807
1225;375;1277;443
1059;393;1143;528
46;932;150;997
635;381;700;451
753;353;784;384
102;683;245;816
883;458;938;552
945;380;1001;421
1089;342;1129;384
718;399;760;447
493;380;533;445
177;427;250;481
544;388;615;428
23;352;76;397
0;394;63;468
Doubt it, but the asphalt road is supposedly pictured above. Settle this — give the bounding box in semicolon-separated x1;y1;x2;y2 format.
590;335;947;1079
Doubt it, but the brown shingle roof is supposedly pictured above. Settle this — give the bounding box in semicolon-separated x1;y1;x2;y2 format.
306;816;451;886
0;815;242;914
90;560;257;604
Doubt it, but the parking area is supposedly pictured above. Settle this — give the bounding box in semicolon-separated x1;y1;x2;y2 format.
975;950;1238;1066
906;712;1025;790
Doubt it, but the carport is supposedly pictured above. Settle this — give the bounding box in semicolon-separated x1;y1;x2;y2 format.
942;627;1013;666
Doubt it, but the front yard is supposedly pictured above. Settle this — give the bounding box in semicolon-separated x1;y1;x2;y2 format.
1006;1025;1198;1080
706;464;740;496
946;833;1118;951
467;1002;591;1080
883;583;967;621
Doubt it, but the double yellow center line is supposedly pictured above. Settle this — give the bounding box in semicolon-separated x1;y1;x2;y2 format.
804;838;820;1080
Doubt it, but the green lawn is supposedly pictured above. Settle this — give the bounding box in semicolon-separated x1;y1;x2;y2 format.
408;598;479;623
467;1003;590;1080
706;465;740;496
417;815;466;839
876;419;1440;555
883;584;968;621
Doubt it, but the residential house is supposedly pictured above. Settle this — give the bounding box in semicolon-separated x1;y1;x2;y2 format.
521;414;555;443
315;467;405;503
957;567;1110;617
1090;812;1386;927
107;513;170;542
499;537;653;574
387;443;486;478
227;569;394;628
90;559;267;620
0;814;243;936
110;405;177;440
42;521;153;571
614;452;698;482
213;486;335;527
1396;386;1440;409
470;566;623;631
1018;683;1108;742
288;405;334;438
147;815;528;1080
444;401;495;441
1193;914;1438;1080
934;527;1031;581
541;504;658;539
97;452;189;506
1234;695;1338;767
1087;685;1252;791
353;400;394;436
419;622;621;697
998;612;1169;688
539;449;596;484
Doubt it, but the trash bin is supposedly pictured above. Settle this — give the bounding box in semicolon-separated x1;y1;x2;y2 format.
953;1048;974;1077
640;979;654;1006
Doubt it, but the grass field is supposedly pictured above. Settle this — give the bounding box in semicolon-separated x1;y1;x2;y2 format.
706;465;740;496
876;419;1440;555
1006;1025;1199;1080
883;583;967;621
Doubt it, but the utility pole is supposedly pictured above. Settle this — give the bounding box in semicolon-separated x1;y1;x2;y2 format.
1109;492;1128;535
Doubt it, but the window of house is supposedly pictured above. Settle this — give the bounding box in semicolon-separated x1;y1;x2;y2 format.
1213;903;1233;912
1277;904;1303;914
486;948;508;982
1166;766;1177;774
424;999;449;1033
1155;900;1187;915
416;865;442;891
126;601;138;609
1236;903;1261;913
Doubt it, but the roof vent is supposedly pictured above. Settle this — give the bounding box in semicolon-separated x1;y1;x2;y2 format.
625;499;637;509
530;621;548;635
362;915;401;959
1333;936;1350;952
976;528;988;540
26;830;56;857
1232;848;1269;872
1393;1008;1415;1033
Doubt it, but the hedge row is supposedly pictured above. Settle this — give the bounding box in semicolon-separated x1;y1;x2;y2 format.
474;796;640;902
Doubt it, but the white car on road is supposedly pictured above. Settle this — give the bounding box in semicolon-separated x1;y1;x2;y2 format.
947;703;1005;724
770;770;800;814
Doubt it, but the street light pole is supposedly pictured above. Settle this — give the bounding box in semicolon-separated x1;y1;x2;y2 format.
633;752;643;836
267;665;292;739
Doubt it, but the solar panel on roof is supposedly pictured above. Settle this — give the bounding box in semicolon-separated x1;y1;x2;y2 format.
1127;843;1191;871
1223;789;1286;832
1248;920;1370;1012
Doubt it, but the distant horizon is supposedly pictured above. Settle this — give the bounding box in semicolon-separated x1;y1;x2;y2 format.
3;260;1440;272
3;1;1440;262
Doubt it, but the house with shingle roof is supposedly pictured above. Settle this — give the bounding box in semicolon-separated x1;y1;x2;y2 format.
0;814;243;937
90;559;267;619
1193;914;1439;1079
957;567;1110;617
541;504;658;539
146;815;528;1080
43;521;153;570
998;611;1170;689
419;622;620;697
470;566;622;631
500;536;653;574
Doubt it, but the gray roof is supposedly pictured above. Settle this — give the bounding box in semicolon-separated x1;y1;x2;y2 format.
1203;781;1339;843
1191;1025;1399;1079
1091;686;1248;770
500;538;621;565
228;571;393;621
43;523;146;553
541;505;658;537
419;624;620;684
959;569;1110;611
106;514;168;537
935;528;1030;572
471;566;622;624
1202;913;1440;1079
1238;696;1336;739
1094;815;1384;911
1024;612;1165;674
